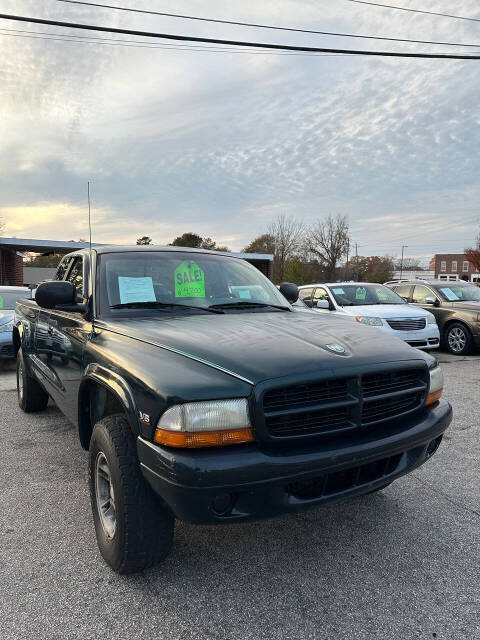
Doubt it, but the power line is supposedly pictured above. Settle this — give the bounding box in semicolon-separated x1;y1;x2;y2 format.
0;28;343;56
1;12;479;59
54;0;480;49
342;0;480;24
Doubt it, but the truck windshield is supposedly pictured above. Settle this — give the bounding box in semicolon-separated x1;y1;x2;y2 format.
0;290;31;310
98;251;289;316
329;284;406;306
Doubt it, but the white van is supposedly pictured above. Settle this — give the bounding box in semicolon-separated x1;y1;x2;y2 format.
298;282;440;350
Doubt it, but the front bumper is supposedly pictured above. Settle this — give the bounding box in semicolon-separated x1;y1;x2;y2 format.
377;324;440;350
138;399;452;524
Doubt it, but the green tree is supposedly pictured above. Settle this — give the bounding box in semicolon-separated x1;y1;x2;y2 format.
170;233;203;248
26;253;63;268
170;233;229;251
200;237;216;250
136;236;152;245
242;233;276;255
350;255;394;283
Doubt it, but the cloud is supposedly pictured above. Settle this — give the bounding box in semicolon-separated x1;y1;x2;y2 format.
0;0;479;256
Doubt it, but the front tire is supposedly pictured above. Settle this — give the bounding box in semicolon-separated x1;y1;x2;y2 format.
89;415;174;574
444;322;473;355
16;348;49;412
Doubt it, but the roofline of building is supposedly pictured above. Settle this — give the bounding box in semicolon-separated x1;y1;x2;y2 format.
0;237;273;261
0;237;108;253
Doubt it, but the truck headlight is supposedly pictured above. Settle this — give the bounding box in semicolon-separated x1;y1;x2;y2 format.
355;316;383;326
0;322;13;333
154;399;254;448
426;366;443;406
426;313;437;325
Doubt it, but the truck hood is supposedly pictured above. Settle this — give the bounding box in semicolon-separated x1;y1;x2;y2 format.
336;304;428;319
104;312;429;385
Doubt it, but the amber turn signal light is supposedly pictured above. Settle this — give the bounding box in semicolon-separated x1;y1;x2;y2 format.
154;427;255;448
426;388;443;406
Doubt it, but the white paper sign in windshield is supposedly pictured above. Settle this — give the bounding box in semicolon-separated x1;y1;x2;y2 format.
118;276;156;304
440;287;460;301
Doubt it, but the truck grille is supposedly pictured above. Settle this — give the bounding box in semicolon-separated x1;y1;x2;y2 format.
386;318;426;331
266;406;353;438
263;378;349;411
286;452;403;499
262;367;428;440
361;393;423;424
362;370;423;397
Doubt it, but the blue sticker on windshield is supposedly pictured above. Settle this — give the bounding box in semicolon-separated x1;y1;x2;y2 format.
332;288;345;294
118;277;156;304
440;287;459;301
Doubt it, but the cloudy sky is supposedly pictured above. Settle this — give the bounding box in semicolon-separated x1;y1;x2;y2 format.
0;0;479;262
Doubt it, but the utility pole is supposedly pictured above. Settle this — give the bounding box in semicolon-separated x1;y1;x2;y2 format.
355;242;359;280
345;238;350;280
400;245;408;279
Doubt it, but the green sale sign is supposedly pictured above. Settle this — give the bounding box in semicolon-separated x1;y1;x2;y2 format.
174;261;206;298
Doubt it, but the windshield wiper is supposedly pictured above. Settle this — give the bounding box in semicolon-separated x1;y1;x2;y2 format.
209;301;290;311
110;301;224;313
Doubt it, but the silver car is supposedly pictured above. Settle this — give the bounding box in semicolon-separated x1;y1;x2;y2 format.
0;286;33;358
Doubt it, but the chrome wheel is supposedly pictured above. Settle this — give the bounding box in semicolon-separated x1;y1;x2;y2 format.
95;452;116;539
17;360;24;402
448;327;466;353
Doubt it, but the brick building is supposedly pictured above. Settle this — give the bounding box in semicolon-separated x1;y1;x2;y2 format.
430;253;476;282
0;249;24;286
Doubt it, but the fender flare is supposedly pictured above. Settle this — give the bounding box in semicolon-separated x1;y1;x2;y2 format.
12;324;21;354
13;315;28;354
78;363;140;449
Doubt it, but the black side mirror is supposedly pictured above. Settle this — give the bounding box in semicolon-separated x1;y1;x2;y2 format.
35;281;76;310
279;282;299;304
303;299;314;308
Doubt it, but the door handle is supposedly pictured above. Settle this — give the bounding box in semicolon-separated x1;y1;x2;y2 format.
47;326;54;336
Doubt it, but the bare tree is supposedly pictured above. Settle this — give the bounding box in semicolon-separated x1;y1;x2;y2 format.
267;215;304;282
306;215;350;281
394;257;422;271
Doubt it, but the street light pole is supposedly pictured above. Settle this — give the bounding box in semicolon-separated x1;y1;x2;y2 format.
400;245;408;279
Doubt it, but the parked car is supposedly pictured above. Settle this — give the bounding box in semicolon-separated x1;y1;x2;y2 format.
0;286;33;358
14;247;451;573
386;280;480;355
298;282;440;350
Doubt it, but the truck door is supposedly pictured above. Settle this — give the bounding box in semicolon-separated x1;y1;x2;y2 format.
32;256;73;395
46;256;92;424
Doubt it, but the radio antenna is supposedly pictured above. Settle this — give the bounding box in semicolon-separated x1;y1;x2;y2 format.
87;181;96;334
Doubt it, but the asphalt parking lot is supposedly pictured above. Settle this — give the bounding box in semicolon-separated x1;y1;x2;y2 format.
0;352;479;640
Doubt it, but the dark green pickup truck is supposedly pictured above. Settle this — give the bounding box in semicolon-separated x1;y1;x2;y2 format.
14;246;452;573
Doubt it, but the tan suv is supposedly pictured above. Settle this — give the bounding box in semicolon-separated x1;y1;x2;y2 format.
387;280;480;355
